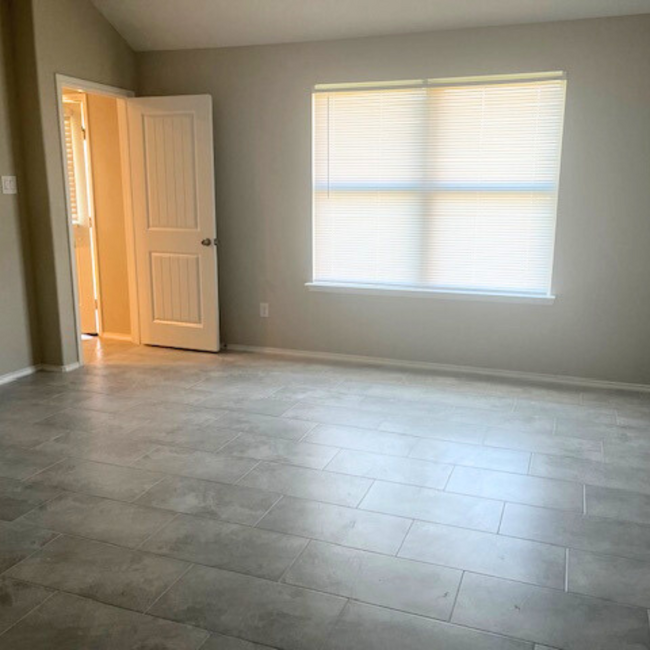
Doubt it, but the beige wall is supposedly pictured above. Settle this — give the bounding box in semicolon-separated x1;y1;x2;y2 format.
138;15;650;385
86;93;130;336
11;0;136;367
0;0;36;376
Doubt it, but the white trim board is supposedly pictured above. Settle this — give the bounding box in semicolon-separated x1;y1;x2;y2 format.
226;344;650;394
39;362;82;373
0;366;39;386
101;332;133;342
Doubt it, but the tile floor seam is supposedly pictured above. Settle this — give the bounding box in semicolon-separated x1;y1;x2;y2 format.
441;464;457;491
231;459;263;485
354;477;377;508
496;501;506;534
191;629;213;650
143;562;196;615
314;597;351;650
127;475;169;504
275;537;313;584
394;518;416;557
251;493;285;528
21;482;600;557
0;573;172;616
0;531;63;578
448;570;465;622
17;457;67;484
7;523;642;607
134;512;182;550
564;548;570;592
0;588;57;639
8;489;66;524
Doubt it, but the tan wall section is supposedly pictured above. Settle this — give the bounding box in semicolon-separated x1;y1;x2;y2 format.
0;0;36;376
138;15;650;384
86;93;130;336
10;0;136;367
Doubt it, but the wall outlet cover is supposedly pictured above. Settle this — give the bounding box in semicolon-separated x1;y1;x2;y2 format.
1;176;17;195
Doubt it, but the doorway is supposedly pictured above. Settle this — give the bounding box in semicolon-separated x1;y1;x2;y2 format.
57;75;220;367
60;81;138;364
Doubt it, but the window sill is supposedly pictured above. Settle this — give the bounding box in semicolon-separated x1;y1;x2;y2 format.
306;282;555;305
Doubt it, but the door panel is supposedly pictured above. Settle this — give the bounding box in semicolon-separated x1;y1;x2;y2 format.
127;95;219;352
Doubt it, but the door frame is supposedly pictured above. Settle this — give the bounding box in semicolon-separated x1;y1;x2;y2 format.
56;74;141;366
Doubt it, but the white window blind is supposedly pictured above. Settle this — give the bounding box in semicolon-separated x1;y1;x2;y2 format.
63;113;80;223
312;73;566;297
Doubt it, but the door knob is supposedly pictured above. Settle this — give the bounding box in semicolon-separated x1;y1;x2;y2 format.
201;238;212;246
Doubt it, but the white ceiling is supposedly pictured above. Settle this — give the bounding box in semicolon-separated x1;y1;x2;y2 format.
91;0;650;51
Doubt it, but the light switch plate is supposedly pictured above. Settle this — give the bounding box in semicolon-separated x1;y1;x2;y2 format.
1;176;17;195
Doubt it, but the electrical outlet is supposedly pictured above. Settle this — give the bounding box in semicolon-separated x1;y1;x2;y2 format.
260;302;269;318
1;176;17;195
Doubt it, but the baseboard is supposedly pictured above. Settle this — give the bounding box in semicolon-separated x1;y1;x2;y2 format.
101;332;132;342
39;362;82;373
0;365;38;386
226;343;650;394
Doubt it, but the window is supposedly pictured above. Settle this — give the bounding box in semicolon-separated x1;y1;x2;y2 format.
311;73;566;299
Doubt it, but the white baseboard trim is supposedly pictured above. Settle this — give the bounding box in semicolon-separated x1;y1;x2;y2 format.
0;365;39;386
39;362;82;373
227;343;650;394
101;332;133;342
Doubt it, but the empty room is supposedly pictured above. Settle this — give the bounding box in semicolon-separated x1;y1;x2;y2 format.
1;0;650;648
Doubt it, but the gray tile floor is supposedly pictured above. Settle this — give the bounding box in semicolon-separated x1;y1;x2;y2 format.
0;338;650;649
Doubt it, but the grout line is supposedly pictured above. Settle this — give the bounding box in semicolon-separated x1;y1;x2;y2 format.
135;512;181;550
496;501;506;534
321;447;343;472
0;532;62;578
252;493;284;528
211;431;244;454
128;475;168;504
564;548;570;592
0;590;57;638
355;478;376;508
296;420;320;442
582;484;587;515
193;631;213;650
19;458;67;484
232;460;262;485
11;490;66;524
395;519;416;557
277;538;313;584
448;570;465;621
315;598;350;650
144;563;195;614
126;445;161;467
442;465;456;491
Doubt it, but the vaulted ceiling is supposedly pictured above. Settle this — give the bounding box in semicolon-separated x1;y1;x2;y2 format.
92;0;650;51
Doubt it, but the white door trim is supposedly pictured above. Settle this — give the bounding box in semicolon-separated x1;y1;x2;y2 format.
55;74;139;367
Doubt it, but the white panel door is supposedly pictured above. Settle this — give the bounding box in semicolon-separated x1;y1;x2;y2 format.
127;95;219;352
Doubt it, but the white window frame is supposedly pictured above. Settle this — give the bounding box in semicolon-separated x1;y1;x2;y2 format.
307;72;567;305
